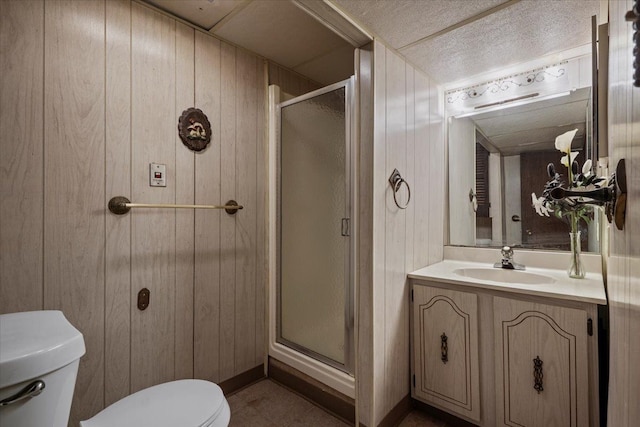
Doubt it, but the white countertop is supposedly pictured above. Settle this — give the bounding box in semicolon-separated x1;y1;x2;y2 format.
409;260;607;305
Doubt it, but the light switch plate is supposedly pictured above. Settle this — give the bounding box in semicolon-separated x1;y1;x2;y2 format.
149;163;166;187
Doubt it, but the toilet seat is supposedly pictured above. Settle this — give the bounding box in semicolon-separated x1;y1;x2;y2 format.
79;379;230;427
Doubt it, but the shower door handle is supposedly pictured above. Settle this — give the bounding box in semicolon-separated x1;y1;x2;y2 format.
341;218;350;236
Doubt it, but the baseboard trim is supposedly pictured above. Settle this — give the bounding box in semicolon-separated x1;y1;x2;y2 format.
219;364;265;395
412;399;479;427
268;357;356;424
376;394;412;427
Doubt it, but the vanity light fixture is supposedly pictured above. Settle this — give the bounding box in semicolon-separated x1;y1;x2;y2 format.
474;92;539;110
446;62;568;112
453;90;572;118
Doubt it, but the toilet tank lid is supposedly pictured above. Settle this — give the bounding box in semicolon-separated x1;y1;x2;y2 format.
0;310;85;388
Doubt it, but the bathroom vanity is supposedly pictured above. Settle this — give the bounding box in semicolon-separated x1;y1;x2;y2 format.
408;251;606;427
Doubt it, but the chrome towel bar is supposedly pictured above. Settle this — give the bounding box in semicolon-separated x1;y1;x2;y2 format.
108;196;243;215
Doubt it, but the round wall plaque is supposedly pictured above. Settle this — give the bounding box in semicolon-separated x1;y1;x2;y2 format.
178;107;212;152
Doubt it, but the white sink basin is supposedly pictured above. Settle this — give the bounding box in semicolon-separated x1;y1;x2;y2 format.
453;268;556;285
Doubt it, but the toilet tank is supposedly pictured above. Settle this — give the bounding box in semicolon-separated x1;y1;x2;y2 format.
0;311;85;427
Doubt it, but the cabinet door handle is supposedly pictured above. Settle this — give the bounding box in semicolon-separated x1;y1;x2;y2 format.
441;333;448;364
533;356;544;393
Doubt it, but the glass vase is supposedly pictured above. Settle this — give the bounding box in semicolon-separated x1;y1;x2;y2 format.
568;231;586;279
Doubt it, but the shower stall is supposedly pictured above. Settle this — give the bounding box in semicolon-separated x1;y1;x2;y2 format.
268;78;356;397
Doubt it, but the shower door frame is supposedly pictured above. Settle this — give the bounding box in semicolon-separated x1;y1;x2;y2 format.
273;77;356;378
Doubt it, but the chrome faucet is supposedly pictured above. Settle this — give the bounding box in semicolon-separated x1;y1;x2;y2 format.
494;246;525;270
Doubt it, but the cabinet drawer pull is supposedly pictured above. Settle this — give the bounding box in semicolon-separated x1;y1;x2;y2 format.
533;356;544;393
441;333;448;364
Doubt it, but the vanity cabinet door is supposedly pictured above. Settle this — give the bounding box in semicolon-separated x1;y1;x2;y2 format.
412;285;480;422
493;297;589;427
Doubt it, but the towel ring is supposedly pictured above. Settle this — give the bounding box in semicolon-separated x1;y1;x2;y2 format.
389;169;411;210
393;178;411;209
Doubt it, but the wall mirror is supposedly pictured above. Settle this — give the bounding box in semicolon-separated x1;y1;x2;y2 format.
447;58;600;253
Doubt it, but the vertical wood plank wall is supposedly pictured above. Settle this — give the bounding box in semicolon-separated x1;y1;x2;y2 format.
268;62;322;97
105;0;132;406
0;0;44;315
0;1;266;424
1;3;449;427
43;1;106;419
130;1;177;392
356;44;375;426
193;29;222;383
174;18;196;382
219;40;237;380
358;40;445;426
234;47;260;375
606;1;640;426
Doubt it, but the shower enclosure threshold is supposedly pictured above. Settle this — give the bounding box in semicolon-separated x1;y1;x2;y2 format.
268;341;355;398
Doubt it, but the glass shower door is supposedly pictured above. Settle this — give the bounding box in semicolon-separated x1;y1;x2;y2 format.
277;79;353;374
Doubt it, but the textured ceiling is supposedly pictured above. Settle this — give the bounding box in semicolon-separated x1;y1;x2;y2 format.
331;0;508;49
143;0;601;87
334;0;601;84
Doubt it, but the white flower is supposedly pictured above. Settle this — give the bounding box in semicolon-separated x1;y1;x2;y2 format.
560;151;579;167
531;192;551;217
555;129;578;153
582;159;592;176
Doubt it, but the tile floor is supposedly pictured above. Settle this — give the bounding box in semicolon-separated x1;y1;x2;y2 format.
226;379;449;426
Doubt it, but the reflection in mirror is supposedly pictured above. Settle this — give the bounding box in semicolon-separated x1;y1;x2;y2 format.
448;83;599;252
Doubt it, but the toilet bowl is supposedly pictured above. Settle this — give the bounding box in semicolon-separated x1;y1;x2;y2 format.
79;379;230;427
0;311;230;427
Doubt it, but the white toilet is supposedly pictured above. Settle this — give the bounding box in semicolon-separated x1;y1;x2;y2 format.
80;379;230;427
0;311;230;427
0;310;85;427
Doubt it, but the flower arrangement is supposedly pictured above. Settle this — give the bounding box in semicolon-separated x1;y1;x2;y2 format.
530;129;606;278
531;129;606;225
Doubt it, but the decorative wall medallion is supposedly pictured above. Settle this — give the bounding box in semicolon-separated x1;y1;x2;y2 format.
178;107;211;152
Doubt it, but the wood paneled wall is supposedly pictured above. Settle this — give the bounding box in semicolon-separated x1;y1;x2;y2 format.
45;1;107;417
0;1;266;425
0;0;45;313
606;1;640;426
268;62;322;98
357;40;445;427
